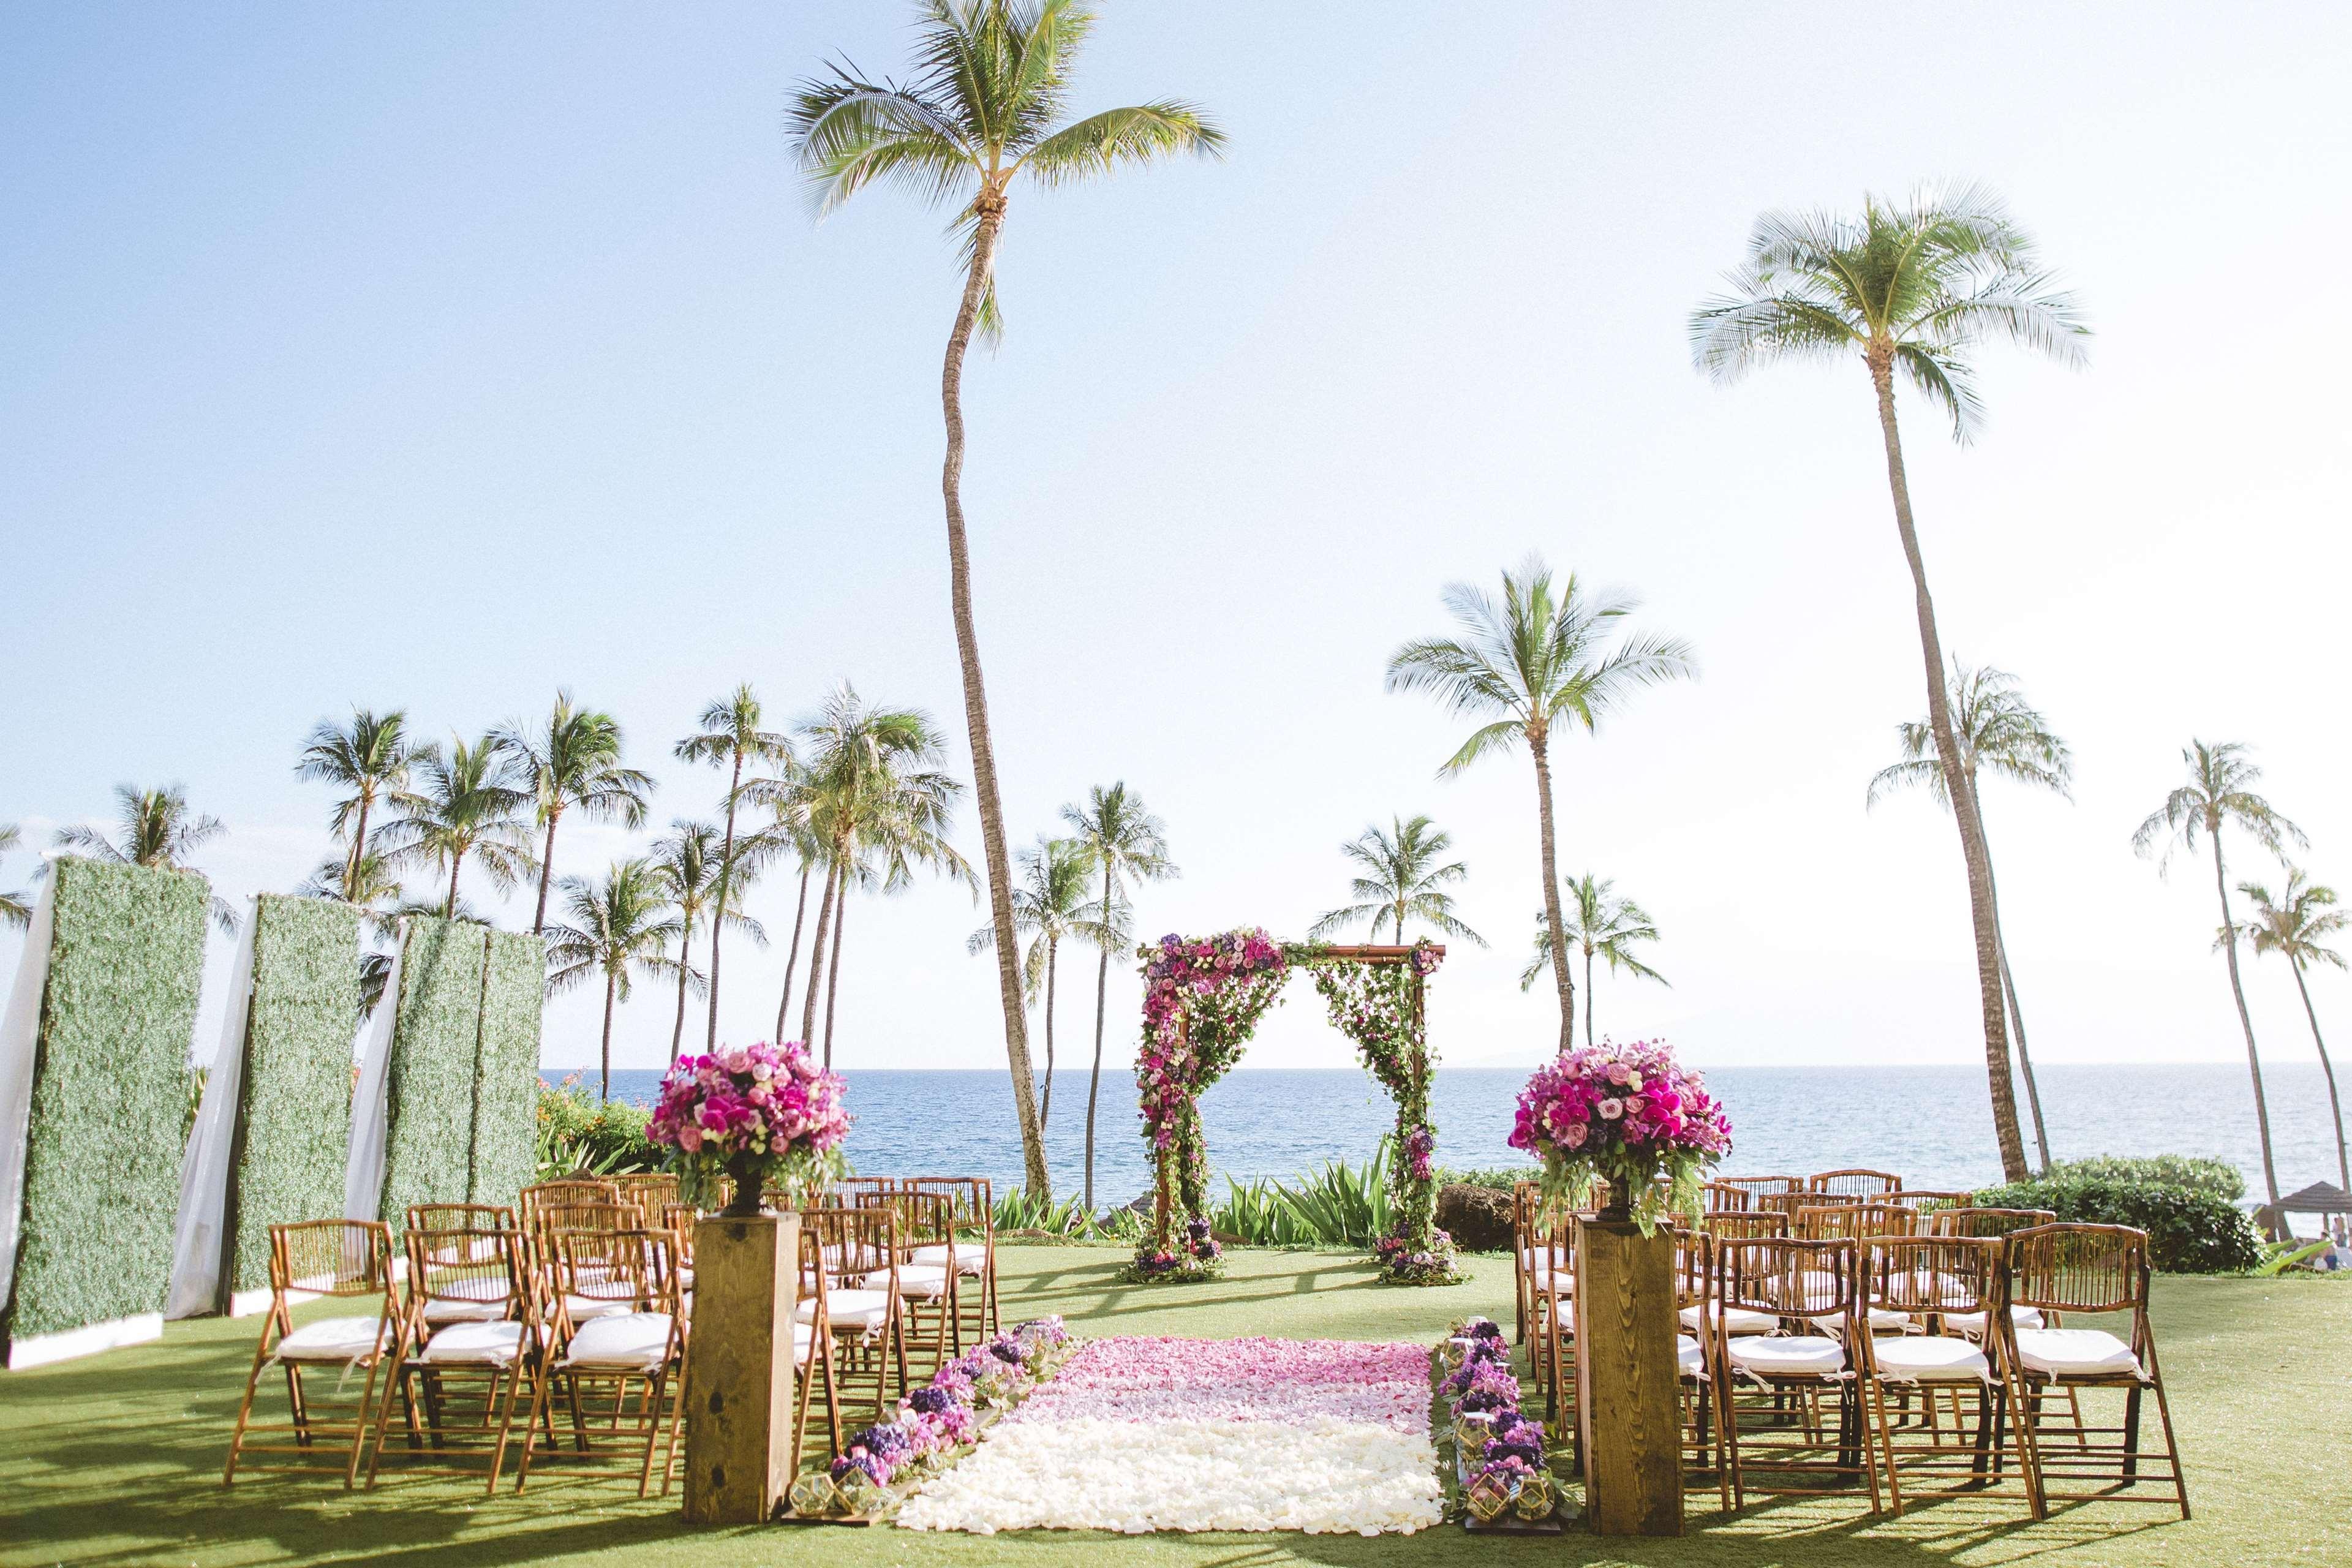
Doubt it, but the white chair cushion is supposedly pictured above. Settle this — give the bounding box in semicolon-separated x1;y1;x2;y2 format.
2015;1327;2141;1378
421;1276;512;1323
864;1264;951;1300
1811;1307;1913;1334
910;1244;986;1276
1945;1305;2045;1336
559;1294;635;1323
418;1321;526;1367
1871;1335;1989;1382
1725;1335;1845;1378
793;1321;815;1355
274;1314;390;1362
1676;1333;1705;1376
564;1311;674;1371
796;1288;891;1333
1528;1263;1573;1297
1682;1302;1777;1335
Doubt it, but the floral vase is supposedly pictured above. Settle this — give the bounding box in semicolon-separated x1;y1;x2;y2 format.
720;1151;771;1218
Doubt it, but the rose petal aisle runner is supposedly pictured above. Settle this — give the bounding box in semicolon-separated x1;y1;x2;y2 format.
896;1336;1442;1536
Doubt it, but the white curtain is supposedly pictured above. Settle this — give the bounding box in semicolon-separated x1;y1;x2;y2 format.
0;879;56;1315
165;902;258;1319
342;941;401;1223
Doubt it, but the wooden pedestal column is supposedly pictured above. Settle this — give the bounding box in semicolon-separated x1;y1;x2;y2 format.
682;1211;801;1525
1573;1218;1684;1536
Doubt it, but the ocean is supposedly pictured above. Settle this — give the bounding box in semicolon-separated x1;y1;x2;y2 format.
543;1061;2347;1208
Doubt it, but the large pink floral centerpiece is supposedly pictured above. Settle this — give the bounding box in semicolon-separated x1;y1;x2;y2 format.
647;1038;851;1217
1507;1038;1730;1233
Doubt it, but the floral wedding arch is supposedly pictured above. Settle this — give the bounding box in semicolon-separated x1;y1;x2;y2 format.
1131;928;1456;1285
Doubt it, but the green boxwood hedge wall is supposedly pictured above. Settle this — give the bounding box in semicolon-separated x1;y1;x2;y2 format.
377;917;486;1240
222;894;360;1298
469;929;545;1208
3;858;208;1343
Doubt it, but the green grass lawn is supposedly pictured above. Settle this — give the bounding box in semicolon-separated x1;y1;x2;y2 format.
2;1245;2342;1568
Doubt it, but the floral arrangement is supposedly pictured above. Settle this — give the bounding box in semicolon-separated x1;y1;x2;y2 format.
899;1335;1444;1534
1134;929;1291;1275
1126;1217;1223;1283
1373;1223;1459;1287
1507;1037;1732;1235
646;1038;850;1215
787;1316;1073;1518
1433;1316;1558;1524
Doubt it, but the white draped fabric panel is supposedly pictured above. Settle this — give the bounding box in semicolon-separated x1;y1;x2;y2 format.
165;904;259;1319
343;943;402;1224
0;879;57;1316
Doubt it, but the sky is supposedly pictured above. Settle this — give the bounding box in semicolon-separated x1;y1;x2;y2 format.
4;4;2350;1100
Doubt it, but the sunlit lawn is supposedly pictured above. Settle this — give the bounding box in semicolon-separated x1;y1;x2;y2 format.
1;1245;2342;1568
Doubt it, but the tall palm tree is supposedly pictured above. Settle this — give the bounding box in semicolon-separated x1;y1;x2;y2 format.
785;684;971;1068
53;784;239;933
648;821;764;1058
496;692;654;935
545;859;684;1101
2242;869;2350;1194
968;837;1098;1139
298;849;406;1022
788;0;1223;1199
1308;814;1485;948
1387;557;1694;1052
295;709;418;900
2133;741;2306;1208
759;793;827;1044
675;686;792;1050
0;824;30;930
1691;184;2087;1182
378;735;537;919
1869;660;2071;1171
1518;874;1665;1044
1059;782;1174;1209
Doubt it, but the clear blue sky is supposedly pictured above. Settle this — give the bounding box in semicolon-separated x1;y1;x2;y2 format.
4;3;2348;1082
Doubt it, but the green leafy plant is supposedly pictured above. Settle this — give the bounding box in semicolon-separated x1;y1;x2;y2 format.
533;1079;662;1182
1978;1157;2262;1274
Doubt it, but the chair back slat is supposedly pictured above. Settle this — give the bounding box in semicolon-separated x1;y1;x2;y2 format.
271;1219;391;1297
1796;1202;1915;1242
1719;1236;1856;1318
1713;1175;1803;1197
1807;1168;1902;1197
405;1202;515;1235
1866;1234;2000;1315
1929;1205;2056;1239
2007;1223;2148;1314
1672;1227;1712;1311
551;1228;672;1315
1701;1210;1790;1243
404;1227;526;1318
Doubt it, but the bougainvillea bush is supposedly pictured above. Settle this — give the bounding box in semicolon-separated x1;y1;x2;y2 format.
1509;1037;1732;1234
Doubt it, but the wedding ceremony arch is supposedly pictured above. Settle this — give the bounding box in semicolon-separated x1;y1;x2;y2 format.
1132;928;1454;1284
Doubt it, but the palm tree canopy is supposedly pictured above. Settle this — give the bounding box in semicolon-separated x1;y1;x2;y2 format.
786;0;1224;336
296;849;404;937
968;835;1110;998
674;684;793;776
1386;555;1696;772
53;785;238;932
294;709;417;842
377;735;540;895
0;823;29;930
793;683;974;895
496;692;653;830
1518;874;1667;992
1689;181;2089;442
1059;781;1174;899
2132;739;2307;873
1308;813;1485;946
2241;869;2348;974
1869;659;2073;812
650;820;766;953
544;859;685;1001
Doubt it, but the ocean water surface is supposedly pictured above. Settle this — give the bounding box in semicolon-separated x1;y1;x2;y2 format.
546;1061;2346;1207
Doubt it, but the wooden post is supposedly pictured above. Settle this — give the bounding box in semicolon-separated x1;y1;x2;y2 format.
1574;1218;1683;1536
682;1211;801;1525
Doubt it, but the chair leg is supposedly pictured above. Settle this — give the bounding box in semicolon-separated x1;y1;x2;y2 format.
2149;1378;2190;1520
222;1335;273;1485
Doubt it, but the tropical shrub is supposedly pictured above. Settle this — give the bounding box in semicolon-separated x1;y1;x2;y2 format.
1207;1145;1395;1248
1978;1157;2261;1275
534;1079;661;1180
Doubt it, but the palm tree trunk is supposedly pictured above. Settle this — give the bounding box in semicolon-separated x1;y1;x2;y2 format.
1529;733;1575;1054
944;200;1048;1198
1085;867;1112;1213
1040;937;1057;1139
445;856;462;919
2289;960;2351;1193
821;877;847;1069
345;795;371;897
671;914;693;1055
1868;347;2026;1182
799;859;839;1050
2211;836;2282;1208
1973;797;2052;1171
707;752;744;1050
601;969;617;1102
1585;946;1595;1045
533;810;560;935
774;864;812;1042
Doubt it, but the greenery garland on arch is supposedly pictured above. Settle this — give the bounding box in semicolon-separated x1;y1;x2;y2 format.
1130;928;1460;1286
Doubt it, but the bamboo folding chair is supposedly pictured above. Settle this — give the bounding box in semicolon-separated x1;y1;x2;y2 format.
1714;1237;1880;1512
224;1221;401;1488
519;1178;622;1219
610;1172;680;1222
1856;1236;2037;1517
2004;1224;2188;1518
406;1202;516;1236
854;1188;961;1367
1509;1180;1541;1346
901;1175;998;1341
1703;1180;1754;1213
791;1221;845;1466
1714;1175;1803;1202
1809;1169;1904;1199
368;1227;539;1493
1689;1212;1787;1348
516;1228;687;1496
1672;1227;1728;1508
796;1205;908;1421
1525;1211;1577;1436
1797;1203;1917;1242
527;1203;639;1327
1884;1189;1971;1219
1927;1209;2057;1340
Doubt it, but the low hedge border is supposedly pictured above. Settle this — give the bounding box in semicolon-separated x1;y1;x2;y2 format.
1978;1156;2263;1275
